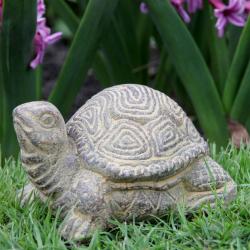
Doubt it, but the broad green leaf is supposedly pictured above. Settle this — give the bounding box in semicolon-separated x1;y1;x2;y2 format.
78;0;89;14
49;0;119;116
190;5;210;59
100;18;137;84
93;52;113;87
0;0;37;158
114;0;140;69
49;0;79;34
145;0;228;145
231;60;250;124
207;8;229;94
154;51;173;93
35;67;43;99
223;18;250;113
136;14;152;83
245;116;250;133
0;83;6;151
228;26;242;60
48;0;118;88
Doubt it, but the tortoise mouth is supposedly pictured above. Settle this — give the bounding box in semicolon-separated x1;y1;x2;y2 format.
13;117;35;153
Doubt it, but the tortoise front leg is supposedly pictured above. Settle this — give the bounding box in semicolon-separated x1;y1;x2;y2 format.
59;208;107;241
17;183;47;206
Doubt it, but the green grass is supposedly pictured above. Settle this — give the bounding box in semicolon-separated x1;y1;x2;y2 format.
0;144;249;250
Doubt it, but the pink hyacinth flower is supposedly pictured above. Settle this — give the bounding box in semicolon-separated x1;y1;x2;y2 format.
187;0;203;13
245;0;250;13
211;0;246;37
171;0;191;23
30;18;62;69
37;0;46;18
0;0;3;25
139;0;190;23
30;0;62;69
140;2;149;14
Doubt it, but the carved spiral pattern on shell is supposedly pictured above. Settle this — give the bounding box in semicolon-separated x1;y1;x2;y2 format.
67;84;208;181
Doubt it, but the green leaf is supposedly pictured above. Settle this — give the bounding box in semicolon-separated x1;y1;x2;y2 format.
245;116;250;133
223;18;250;113
93;52;113;87
153;50;173;93
0;0;38;158
114;1;139;66
230;60;250;124
207;8;229;94
0;84;6;151
190;5;210;59
227;26;242;60
100;18;137;84
136;14;152;83
48;0;119;88
49;0;79;34
49;0;119;116
145;0;229;145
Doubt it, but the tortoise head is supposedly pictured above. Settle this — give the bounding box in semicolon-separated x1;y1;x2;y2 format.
13;101;67;156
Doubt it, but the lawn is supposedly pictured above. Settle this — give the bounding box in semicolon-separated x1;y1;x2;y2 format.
0;144;249;250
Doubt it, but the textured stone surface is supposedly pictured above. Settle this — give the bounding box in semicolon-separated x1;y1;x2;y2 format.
13;84;236;241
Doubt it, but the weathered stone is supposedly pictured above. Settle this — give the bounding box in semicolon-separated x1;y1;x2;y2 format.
13;84;236;240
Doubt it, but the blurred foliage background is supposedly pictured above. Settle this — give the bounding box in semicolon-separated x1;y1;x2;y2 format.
1;0;250;159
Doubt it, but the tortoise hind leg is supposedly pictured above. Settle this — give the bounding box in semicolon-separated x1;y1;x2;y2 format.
183;156;232;192
59;209;107;241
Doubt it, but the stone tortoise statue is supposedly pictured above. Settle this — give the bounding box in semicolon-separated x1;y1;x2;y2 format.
13;84;236;240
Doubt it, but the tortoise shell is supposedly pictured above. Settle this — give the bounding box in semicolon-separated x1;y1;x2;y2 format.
66;84;208;181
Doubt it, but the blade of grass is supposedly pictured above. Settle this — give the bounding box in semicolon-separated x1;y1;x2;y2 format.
223;18;250;113
49;0;119;116
145;0;228;145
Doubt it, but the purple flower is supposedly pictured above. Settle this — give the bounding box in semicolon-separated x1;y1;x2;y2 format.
0;0;3;25
211;0;246;37
30;18;62;69
140;2;149;14
30;0;62;69
171;0;191;23
245;0;250;13
187;0;203;13
37;0;46;18
139;0;190;22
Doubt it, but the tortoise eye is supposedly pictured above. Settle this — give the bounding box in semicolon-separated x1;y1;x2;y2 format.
40;113;56;128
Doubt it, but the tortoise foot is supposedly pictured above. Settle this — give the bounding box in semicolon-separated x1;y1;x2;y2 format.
59;209;105;241
18;183;47;207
